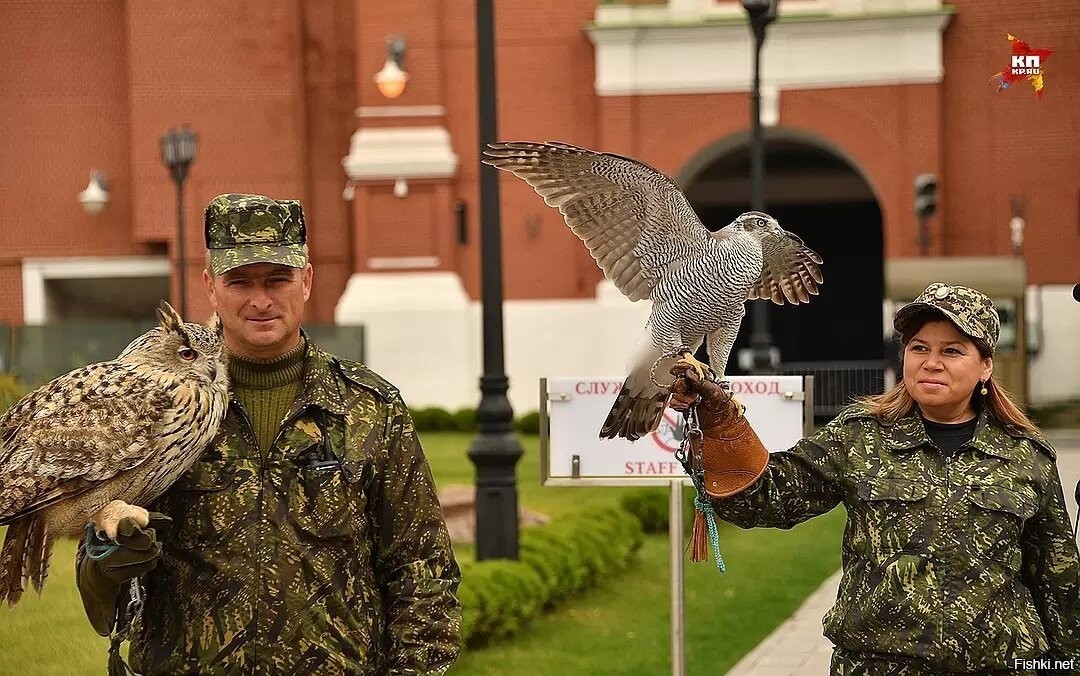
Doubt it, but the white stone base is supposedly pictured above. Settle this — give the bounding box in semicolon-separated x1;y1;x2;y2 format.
334;274;653;413
1028;284;1080;405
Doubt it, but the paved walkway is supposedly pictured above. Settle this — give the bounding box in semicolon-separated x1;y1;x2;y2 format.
725;430;1080;676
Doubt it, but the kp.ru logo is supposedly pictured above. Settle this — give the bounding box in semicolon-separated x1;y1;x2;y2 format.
991;34;1054;100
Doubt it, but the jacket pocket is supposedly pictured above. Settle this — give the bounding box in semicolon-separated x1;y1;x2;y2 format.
966;485;1038;519
288;459;373;541
857;477;931;503
851;477;931;562
964;484;1037;568
168;460;254;549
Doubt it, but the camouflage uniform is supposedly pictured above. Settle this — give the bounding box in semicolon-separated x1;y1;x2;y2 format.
711;284;1080;673
80;194;461;674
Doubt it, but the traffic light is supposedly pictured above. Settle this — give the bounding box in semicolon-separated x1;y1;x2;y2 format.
914;174;938;220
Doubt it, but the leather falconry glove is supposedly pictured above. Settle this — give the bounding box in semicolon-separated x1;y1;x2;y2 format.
77;513;171;637
669;363;769;498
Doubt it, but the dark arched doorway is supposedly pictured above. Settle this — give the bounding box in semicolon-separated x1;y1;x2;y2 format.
680;131;886;419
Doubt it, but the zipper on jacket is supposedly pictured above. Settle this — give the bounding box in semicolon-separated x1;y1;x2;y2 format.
232;402;264;670
940;452;952;662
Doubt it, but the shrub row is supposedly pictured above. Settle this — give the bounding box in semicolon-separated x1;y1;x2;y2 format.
0;374;27;415
411;406;541;435
457;506;643;646
618;486;699;534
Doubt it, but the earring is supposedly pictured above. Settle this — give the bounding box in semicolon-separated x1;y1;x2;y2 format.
980;381;988;396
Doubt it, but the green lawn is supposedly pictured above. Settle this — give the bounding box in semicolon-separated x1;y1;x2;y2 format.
0;431;845;675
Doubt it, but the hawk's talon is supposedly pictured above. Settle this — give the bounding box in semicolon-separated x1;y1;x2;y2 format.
676;352;712;381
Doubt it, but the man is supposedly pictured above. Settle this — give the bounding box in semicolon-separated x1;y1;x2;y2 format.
77;193;462;675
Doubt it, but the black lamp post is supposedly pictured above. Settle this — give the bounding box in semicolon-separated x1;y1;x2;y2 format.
467;0;524;561
741;0;780;375
160;125;199;318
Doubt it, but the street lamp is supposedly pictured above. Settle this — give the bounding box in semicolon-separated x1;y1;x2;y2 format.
78;170;110;215
160;125;198;318
741;0;780;374
374;36;409;99
467;0;524;561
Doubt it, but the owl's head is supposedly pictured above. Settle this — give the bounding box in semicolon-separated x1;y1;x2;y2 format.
732;211;783;235
118;301;227;386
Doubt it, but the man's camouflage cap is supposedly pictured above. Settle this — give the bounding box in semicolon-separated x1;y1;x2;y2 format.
894;282;1000;354
204;193;307;275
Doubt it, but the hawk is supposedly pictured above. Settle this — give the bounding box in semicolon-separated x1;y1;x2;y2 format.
0;301;229;605
483;141;823;440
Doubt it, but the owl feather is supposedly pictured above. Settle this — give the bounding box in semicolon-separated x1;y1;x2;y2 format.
0;301;229;606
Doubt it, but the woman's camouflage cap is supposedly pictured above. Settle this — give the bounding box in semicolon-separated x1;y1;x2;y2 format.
894;282;1000;353
204;193;307;275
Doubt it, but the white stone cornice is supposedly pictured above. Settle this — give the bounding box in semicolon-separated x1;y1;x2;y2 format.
586;8;955;95
342;126;458;181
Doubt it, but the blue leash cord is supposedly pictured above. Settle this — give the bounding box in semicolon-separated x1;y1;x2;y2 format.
675;404;726;573
692;490;725;572
83;521;121;561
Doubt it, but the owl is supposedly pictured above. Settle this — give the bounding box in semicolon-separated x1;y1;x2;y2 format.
0;301;229;606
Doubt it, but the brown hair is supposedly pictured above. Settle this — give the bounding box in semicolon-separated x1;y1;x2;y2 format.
861;316;1039;434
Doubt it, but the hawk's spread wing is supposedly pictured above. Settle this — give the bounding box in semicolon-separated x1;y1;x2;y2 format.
0;363;172;524
747;231;824;305
483;141;714;302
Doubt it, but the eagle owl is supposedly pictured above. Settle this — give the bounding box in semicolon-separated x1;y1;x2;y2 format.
0;301;229;606
483;141;823;440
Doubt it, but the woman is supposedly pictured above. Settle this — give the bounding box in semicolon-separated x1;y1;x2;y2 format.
670;283;1080;674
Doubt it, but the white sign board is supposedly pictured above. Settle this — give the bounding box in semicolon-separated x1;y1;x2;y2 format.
540;375;813;486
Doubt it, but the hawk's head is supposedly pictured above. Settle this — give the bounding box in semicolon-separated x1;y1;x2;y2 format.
732;211;782;236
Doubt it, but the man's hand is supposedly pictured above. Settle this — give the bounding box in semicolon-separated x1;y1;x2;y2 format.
78;512;171;636
85;512;171;585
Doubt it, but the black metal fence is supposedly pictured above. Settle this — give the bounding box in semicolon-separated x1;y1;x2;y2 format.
0;323;365;387
781;359;889;419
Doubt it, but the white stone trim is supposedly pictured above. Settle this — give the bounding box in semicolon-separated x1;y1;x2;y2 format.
21;256;170;324
587;8;953;95
355;105;446;119
342;126;458;181
367;256;441;270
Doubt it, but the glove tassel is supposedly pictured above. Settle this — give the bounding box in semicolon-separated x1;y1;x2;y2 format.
690;509;709;562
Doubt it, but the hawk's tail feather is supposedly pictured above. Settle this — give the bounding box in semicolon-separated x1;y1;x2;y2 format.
600;380;669;441
0;516;31;607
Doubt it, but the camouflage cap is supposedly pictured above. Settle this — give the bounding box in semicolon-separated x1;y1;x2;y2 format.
894;283;1000;354
204;193;307;275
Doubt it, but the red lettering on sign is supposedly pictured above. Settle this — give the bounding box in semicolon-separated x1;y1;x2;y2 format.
575;381;625;395
625;461;682;475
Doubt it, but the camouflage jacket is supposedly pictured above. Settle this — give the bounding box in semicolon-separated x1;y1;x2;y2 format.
712;405;1080;672
103;340;461;674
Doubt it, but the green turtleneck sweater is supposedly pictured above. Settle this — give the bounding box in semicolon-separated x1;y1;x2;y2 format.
228;338;306;454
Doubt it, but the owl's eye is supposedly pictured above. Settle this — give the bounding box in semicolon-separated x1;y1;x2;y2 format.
178;347;198;362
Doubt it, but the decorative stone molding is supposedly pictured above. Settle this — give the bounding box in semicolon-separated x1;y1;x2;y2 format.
342;126;458;181
587;3;954;95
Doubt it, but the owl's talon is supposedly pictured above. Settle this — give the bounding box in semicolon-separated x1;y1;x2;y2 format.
91;500;149;541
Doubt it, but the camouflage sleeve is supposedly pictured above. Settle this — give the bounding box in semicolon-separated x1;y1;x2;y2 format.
1020;455;1080;663
709;417;847;529
373;397;462;675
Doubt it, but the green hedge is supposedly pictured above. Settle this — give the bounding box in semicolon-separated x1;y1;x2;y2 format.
411;406;540;435
0;374;27;415
617;486;705;535
458;506;643;646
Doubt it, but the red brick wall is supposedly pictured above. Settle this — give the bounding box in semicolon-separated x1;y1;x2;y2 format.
0;0;144;323
1;0;356;323
941;0;1080;283
4;0;1076;326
